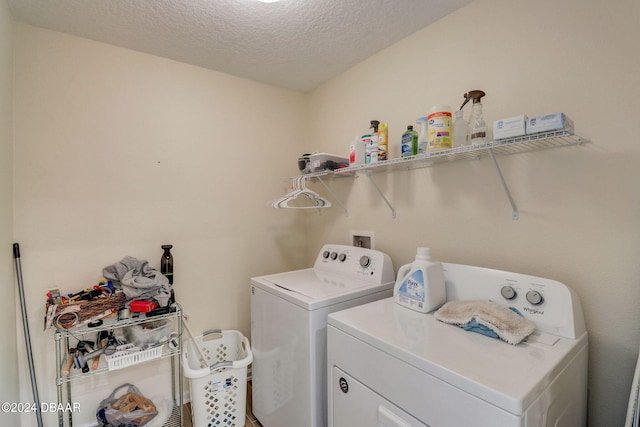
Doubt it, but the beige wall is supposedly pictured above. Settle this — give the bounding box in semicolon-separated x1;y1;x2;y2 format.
12;23;310;425
305;0;640;425
0;0;18;422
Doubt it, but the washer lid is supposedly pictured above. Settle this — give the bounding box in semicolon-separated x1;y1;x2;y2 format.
328;298;588;415
251;269;393;310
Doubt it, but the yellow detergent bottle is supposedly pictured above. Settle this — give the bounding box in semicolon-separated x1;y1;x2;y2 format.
378;122;389;161
394;247;446;313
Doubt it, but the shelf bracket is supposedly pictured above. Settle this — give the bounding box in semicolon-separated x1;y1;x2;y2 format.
487;148;519;220
365;172;396;219
316;176;348;216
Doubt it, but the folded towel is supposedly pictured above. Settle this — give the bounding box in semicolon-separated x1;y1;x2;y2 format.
434;300;535;345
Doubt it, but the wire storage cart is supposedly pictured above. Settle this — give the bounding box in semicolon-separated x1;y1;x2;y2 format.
183;329;253;427
54;305;184;427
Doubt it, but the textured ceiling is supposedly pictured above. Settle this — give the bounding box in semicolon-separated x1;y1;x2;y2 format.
7;0;473;92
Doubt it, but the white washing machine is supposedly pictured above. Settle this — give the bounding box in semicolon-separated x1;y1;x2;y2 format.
327;263;589;427
251;244;395;427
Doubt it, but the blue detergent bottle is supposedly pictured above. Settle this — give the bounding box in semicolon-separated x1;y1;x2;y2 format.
393;247;446;313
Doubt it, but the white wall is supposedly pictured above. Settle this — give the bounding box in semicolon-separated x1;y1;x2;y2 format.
12;23;311;426
304;0;640;425
0;0;17;423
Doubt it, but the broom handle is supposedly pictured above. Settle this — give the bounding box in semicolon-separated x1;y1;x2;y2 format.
13;243;44;427
182;317;209;363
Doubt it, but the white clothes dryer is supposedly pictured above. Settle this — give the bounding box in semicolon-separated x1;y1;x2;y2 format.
327;263;588;427
251;244;395;427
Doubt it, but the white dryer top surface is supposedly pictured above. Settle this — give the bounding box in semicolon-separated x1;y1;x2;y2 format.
251;268;393;310
328;297;588;415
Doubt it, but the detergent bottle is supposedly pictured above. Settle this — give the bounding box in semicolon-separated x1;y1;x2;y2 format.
393;248;446;313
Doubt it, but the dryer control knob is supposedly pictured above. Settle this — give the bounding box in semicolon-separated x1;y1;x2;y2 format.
339;377;349;393
501;286;517;300
359;256;371;268
331;252;338;260
526;290;544;305
339;253;347;262
323;251;330;259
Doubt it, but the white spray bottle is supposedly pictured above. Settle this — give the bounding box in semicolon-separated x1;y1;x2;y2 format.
393;247;446;313
459;90;487;145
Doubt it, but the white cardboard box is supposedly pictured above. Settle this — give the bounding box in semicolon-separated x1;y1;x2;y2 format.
526;112;573;134
493;115;527;139
308;152;349;172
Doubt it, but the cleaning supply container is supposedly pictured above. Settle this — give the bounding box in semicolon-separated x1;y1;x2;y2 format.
401;125;418;157
393;248;446;313
183;329;253;427
427;105;453;152
465;90;487;145
377;122;389;161
416;117;428;154
453;109;469;147
349;135;365;166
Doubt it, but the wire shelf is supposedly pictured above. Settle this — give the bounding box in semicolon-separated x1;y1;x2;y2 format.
286;129;586;220
332;129;585;176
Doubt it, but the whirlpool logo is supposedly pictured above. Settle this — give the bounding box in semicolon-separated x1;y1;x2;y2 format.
523;306;544;315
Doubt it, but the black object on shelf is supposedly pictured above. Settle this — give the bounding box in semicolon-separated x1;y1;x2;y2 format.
161;244;174;285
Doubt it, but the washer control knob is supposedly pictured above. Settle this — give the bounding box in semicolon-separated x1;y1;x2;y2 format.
500;286;517;300
323;251;330;259
330;252;338;260
526;290;544;305
339;253;347;262
359;256;371;268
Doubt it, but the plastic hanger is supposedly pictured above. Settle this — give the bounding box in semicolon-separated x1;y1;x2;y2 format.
272;176;332;209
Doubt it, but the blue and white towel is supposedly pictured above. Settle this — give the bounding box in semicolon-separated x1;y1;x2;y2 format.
434;300;535;345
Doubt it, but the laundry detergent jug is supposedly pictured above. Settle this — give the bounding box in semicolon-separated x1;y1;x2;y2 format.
394;248;446;313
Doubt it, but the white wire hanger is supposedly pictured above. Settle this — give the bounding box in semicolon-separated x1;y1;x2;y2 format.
272;176;332;209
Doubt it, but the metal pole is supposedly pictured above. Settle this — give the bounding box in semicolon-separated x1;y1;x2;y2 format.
316;177;348;216
13;243;44;427
178;307;184;426
365;172;397;219
487;149;519;220
55;331;63;427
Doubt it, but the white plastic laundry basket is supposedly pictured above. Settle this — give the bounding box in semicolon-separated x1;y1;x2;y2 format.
183;329;253;427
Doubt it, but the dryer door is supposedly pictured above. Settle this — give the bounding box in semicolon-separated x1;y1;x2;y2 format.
332;367;428;427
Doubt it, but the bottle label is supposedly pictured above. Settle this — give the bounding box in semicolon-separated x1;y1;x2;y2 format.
398;270;425;309
362;134;372;164
428;111;452;150
378;128;388;161
401;132;414;157
162;272;173;285
369;134;379;164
